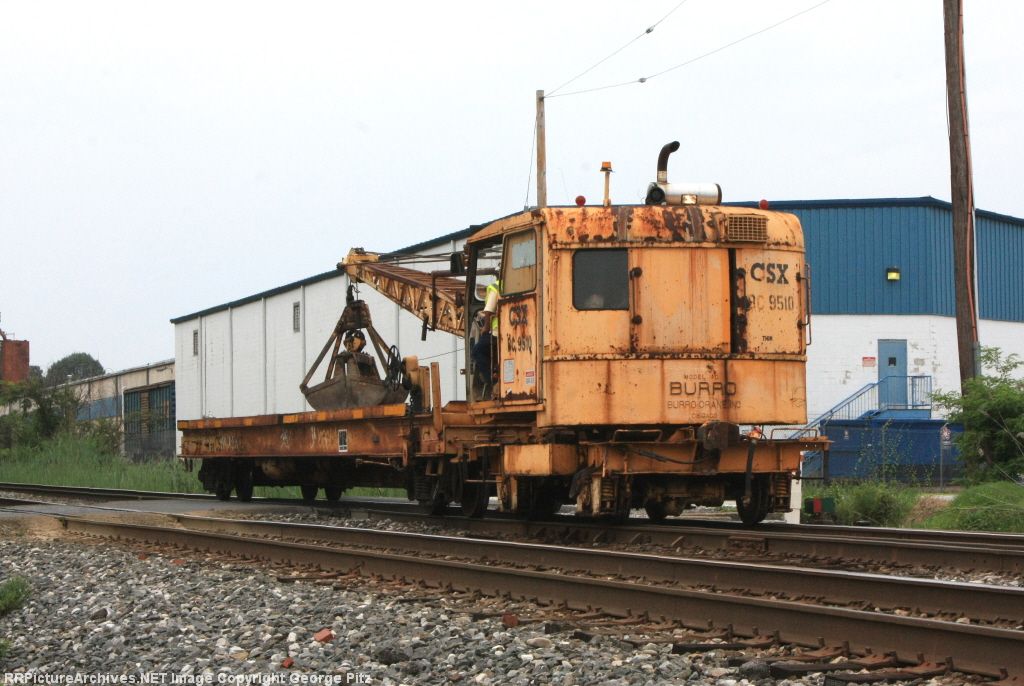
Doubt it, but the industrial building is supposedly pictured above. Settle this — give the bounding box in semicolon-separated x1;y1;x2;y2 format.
66;360;176;459
172;197;1024;477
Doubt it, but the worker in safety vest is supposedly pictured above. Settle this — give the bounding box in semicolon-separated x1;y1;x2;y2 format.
471;280;501;395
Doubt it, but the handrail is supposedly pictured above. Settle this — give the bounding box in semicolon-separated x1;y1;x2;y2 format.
792;375;932;438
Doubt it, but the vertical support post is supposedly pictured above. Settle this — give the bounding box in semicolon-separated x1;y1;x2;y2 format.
430;361;443;433
943;0;979;387
535;89;547;208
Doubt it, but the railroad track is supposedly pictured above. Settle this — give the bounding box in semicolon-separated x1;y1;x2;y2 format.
4;481;1024;575
54;512;1024;680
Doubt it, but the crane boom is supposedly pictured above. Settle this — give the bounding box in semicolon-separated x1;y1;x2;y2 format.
340;249;466;338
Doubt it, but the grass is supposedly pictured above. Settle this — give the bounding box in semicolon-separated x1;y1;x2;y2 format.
0;435;203;492
0;577;29;615
0;434;403;499
919;481;1024;533
0;576;30;661
803;481;920;527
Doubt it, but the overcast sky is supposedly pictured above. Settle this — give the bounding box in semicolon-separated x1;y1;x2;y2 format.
1;1;1021;373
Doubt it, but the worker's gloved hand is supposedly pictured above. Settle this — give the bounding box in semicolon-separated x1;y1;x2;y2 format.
475;312;487;329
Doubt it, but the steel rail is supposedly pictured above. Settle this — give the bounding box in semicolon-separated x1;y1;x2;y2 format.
359;509;1024;574
6;482;1024;574
171;513;1024;623
7;480;1024;549
56;515;1024;678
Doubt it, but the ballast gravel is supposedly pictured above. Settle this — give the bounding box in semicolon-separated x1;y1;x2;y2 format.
0;534;988;686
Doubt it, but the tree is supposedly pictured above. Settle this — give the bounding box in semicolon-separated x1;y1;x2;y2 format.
0;378;80;448
933;347;1024;482
44;353;104;386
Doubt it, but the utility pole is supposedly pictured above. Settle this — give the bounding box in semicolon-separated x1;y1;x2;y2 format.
943;0;979;388
535;90;548;208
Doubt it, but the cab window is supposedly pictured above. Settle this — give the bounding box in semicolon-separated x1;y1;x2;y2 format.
501;230;537;295
573;249;628;310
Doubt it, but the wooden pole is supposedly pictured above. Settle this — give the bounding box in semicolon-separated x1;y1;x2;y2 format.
943;0;979;387
535;90;547;208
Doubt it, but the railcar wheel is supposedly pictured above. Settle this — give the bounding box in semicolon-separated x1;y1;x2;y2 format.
736;477;771;526
418;493;448;516
300;484;319;503
517;479;562;520
214;481;232;501
324;485;343;502
460;482;489;518
644;500;668;523
234;462;254;502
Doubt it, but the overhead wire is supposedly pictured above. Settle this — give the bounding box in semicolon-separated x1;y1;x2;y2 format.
546;0;836;99
547;0;692;97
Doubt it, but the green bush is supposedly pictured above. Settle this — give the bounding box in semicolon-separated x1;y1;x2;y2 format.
921;482;1024;532
804;481;919;527
933;347;1024;483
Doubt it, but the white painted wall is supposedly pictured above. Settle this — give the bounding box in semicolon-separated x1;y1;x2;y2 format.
805;314;1024;420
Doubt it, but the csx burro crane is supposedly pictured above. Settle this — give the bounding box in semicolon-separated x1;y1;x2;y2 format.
179;143;827;524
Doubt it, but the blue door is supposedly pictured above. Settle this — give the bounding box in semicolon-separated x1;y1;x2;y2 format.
878;339;907;408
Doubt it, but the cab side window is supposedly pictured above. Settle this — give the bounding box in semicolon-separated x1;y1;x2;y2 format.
573;249;628;310
501;230;537;294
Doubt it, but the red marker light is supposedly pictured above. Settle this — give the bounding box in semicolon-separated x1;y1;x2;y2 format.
758;199;770;210
575;195;586;207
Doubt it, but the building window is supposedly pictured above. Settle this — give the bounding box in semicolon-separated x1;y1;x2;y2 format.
192;330;199;356
293;302;301;332
573;249;629;310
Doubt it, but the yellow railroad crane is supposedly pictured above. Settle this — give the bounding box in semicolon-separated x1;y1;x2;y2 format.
180;142;827;523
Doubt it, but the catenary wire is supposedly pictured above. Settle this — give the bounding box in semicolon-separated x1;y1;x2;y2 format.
547;0;835;99
547;0;691;97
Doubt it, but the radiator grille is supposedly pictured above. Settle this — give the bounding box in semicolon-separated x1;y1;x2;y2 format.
726;215;768;242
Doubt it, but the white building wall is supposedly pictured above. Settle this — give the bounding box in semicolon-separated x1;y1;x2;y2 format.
201;310;232;418
174;241;468;425
231;305;265;416
266;290;307;413
806;314;1024;420
174;325;200;422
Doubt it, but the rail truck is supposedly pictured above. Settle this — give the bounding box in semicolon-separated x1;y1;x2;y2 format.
178;142;828;524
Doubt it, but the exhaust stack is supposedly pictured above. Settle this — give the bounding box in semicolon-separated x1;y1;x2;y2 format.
645;141;722;206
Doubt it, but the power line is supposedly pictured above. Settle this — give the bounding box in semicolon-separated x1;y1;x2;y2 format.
547;0;836;99
524;118;538;208
547;0;692;97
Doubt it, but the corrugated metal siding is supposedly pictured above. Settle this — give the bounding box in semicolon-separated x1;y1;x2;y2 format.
977;214;1024;322
797;205;956;316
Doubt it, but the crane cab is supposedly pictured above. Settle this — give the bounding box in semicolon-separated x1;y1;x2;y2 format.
463;204;811;428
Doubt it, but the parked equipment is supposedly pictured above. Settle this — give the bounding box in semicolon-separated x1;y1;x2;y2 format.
180;142;828;523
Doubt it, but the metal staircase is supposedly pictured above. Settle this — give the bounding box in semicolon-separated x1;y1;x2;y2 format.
793;375;933;437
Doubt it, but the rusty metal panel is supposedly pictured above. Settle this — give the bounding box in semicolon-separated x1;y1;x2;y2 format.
540;359;807;427
180;413;412;458
504;444;578;475
544;247;631;356
630;247;730;353
282;403;408;425
734;248;805;355
497;292;539;402
178;414;282;431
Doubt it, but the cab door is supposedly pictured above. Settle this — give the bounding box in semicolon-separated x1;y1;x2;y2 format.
497;229;540;403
